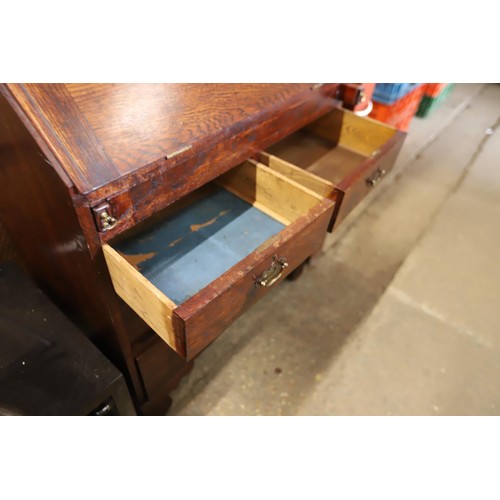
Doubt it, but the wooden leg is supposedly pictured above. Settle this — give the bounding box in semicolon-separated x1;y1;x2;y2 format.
140;359;194;415
133;334;195;415
285;257;311;281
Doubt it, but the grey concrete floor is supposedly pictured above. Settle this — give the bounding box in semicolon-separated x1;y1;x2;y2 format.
169;84;500;416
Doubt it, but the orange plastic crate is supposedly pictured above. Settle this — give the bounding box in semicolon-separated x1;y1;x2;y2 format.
369;85;426;132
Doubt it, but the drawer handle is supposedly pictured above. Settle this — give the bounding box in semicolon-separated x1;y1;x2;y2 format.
255;256;288;287
366;168;386;187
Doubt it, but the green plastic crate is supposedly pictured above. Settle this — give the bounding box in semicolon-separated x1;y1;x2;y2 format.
416;84;455;118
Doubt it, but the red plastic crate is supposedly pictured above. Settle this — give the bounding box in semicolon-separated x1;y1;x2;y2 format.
369;85;426;132
424;83;448;98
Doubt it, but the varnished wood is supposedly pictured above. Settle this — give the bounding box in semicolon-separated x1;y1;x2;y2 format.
3;84;119;193
178;199;333;359
66;84;329;177
0;91;148;406
4;83;339;200
264;107;406;230
333;132;405;226
135;335;194;403
0;83;401;414
2;84;341;243
103;161;334;359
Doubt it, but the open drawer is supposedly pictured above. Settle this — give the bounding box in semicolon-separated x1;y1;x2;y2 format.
260;107;406;230
103;160;334;360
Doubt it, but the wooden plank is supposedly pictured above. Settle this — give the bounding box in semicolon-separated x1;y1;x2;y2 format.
305;107;344;144
65;84;338;177
4;84;119;194
259;152;334;198
113;188;284;305
102;244;185;357
177;199;335;360
80;84;340;233
333;130;406;227
339;110;397;156
306;107;397;157
217;161;324;224
265;129;336;169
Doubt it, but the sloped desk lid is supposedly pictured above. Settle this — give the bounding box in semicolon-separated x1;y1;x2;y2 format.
1;83;339;201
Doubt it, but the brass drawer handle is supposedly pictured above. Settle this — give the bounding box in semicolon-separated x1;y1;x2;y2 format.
366;168;386;187
255;256;288;287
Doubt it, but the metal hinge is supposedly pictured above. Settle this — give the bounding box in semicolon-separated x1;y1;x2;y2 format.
92;203;117;232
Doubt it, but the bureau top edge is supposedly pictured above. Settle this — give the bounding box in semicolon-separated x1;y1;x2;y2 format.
1;83;344;199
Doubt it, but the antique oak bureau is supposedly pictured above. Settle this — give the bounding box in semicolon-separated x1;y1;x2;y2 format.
0;84;405;414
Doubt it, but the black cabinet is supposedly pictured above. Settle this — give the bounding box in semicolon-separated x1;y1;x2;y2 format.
0;262;135;416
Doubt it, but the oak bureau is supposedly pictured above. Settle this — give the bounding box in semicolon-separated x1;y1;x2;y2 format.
0;84;405;414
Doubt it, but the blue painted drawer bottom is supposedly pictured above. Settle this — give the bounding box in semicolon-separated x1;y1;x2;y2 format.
115;187;285;304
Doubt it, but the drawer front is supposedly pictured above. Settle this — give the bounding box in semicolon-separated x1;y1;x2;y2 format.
176;199;333;359
264;107;406;231
104;161;334;360
332;131;404;228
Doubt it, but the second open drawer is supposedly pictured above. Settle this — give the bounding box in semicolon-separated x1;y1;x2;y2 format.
261;107;406;230
103;160;334;360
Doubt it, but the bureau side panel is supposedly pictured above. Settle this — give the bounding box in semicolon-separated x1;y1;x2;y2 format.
0;91;147;403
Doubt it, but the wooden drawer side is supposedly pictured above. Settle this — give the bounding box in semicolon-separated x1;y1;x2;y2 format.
258;152;335;199
103;160;334;360
103;244;186;357
264;107;406;230
177;198;334;359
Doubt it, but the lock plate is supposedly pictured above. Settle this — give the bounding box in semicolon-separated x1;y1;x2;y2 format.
92;203;117;232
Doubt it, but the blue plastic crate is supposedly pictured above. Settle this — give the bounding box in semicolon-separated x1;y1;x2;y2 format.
373;83;423;105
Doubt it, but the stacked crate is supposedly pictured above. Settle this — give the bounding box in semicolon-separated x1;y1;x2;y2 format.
416;83;455;117
369;83;425;132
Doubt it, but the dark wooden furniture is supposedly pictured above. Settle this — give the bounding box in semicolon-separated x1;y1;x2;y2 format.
0;262;135;416
0;84;405;415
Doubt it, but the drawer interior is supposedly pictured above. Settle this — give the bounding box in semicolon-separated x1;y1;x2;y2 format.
103;160;327;356
264;107;398;186
112;184;285;305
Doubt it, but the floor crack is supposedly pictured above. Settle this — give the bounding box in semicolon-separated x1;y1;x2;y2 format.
389;287;494;350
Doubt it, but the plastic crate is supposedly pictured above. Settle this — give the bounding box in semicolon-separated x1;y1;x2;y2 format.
423;83;448;98
417;84;455;118
373;83;422;105
370;85;426;132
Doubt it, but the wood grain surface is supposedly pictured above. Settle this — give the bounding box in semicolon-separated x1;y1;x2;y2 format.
66;84;319;174
178;198;334;359
264;108;406;230
0;90;150;406
103;160;334;359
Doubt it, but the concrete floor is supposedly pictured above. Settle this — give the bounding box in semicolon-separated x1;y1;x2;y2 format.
169;84;500;416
